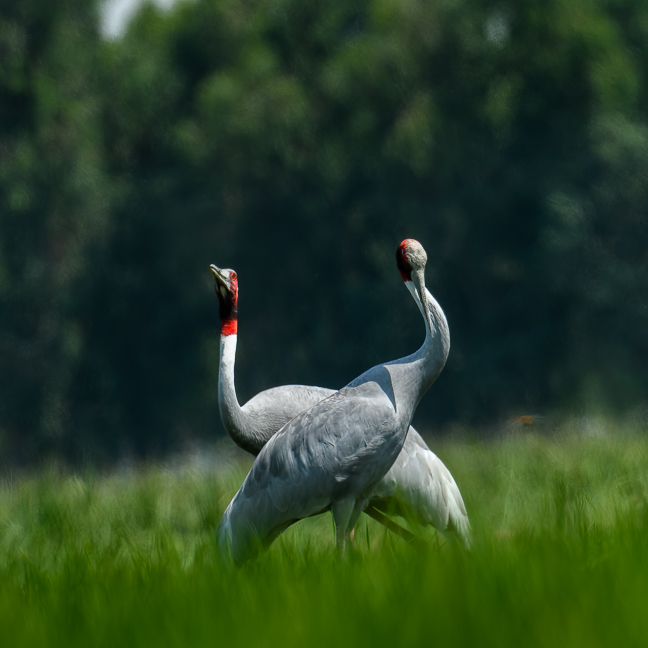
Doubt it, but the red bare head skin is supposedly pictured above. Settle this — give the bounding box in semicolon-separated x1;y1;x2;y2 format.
221;318;237;336
210;265;239;336
396;238;432;330
396;239;416;282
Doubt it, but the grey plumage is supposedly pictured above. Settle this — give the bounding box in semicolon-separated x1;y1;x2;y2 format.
368;431;471;543
213;240;469;563
212;268;469;547
221;382;333;457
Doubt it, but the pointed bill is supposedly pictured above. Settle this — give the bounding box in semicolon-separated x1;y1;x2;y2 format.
210;264;228;287
412;268;433;335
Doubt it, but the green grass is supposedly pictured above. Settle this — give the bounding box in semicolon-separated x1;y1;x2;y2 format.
1;425;648;647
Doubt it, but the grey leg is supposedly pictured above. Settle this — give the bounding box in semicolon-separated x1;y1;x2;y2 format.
332;499;355;555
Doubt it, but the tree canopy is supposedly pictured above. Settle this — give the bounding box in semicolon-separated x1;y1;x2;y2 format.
1;0;647;464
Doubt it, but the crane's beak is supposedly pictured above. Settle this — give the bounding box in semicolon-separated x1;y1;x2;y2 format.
412;268;433;335
210;264;227;289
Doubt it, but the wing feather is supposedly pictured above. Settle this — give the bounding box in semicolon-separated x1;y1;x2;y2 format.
224;383;405;555
369;428;471;546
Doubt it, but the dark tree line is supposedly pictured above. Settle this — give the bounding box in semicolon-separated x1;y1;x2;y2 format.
1;0;648;464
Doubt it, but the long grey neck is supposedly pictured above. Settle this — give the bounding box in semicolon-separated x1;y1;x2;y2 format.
218;334;264;455
385;285;450;419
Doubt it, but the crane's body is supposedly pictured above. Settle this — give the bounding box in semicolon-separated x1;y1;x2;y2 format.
220;330;470;543
215;240;468;563
219;369;414;562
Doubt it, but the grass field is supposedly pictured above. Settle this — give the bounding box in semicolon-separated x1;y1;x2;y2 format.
1;422;648;647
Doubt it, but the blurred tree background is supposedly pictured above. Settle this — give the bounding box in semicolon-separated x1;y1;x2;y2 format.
1;0;647;465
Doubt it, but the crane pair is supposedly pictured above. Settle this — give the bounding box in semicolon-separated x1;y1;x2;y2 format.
211;239;470;564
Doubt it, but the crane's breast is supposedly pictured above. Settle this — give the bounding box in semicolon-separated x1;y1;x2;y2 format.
236;379;406;525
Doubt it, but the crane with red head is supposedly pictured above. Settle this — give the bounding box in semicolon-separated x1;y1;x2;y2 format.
214;239;469;563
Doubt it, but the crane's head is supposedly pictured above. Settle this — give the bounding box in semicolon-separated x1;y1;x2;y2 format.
396;239;427;282
210;264;238;334
396;239;432;333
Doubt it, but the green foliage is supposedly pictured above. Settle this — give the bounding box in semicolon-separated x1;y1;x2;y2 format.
0;0;111;460
1;0;648;461
1;429;648;646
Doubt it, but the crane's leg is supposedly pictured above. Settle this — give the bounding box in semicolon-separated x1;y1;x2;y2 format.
332;499;355;556
347;501;365;535
364;506;416;543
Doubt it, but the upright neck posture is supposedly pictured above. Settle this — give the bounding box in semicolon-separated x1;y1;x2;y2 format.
211;264;335;456
211;265;264;455
386;238;450;417
217;238;459;564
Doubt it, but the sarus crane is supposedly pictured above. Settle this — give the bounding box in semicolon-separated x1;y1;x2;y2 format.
210;260;470;547
216;239;468;563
